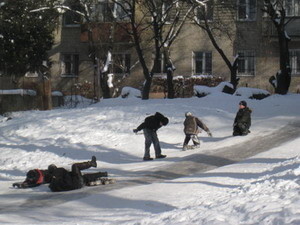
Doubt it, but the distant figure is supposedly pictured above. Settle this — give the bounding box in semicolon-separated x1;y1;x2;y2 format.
183;112;212;151
13;156;108;191
233;100;252;136
133;112;169;161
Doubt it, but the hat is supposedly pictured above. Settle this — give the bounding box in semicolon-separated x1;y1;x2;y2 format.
26;170;39;182
239;100;247;107
48;164;57;174
185;112;192;117
161;117;169;126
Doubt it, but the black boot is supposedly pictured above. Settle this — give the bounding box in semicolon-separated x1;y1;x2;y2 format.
83;172;108;184
90;156;97;168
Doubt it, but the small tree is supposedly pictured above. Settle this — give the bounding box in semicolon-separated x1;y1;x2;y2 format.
262;0;291;94
0;0;59;110
0;0;58;76
115;0;193;99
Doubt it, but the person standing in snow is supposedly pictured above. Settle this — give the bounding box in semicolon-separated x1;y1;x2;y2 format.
233;100;252;136
133;112;169;161
183;112;212;151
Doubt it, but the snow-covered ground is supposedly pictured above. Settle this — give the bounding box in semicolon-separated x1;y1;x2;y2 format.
0;91;299;225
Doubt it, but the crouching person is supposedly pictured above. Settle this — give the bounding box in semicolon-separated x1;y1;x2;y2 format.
233;101;252;136
49;156;107;192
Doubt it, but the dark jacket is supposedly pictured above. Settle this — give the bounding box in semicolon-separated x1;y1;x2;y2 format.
49;168;83;192
14;169;52;188
234;107;252;129
184;116;210;135
136;112;169;132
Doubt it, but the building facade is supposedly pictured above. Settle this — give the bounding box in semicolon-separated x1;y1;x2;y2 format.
48;0;300;98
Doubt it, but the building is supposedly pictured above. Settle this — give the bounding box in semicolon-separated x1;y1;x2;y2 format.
48;0;300;98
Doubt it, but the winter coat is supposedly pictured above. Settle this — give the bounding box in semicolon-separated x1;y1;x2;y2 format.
234;107;252;129
136;112;169;132
18;169;52;188
49;167;83;192
184;116;209;135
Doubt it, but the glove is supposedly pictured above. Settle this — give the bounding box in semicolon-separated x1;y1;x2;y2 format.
133;129;138;134
207;131;213;137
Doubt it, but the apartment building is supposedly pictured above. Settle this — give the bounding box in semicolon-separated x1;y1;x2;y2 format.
48;0;300;98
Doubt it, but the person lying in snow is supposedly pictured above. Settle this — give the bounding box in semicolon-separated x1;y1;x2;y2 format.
12;156;109;191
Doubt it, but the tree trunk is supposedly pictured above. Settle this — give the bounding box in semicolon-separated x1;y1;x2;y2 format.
42;78;52;110
263;0;291;95
142;77;152;100
163;47;175;99
275;31;291;94
100;72;111;99
166;69;174;99
230;57;239;90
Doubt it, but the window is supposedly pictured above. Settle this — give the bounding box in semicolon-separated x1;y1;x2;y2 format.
237;0;257;21
153;54;167;74
162;0;173;22
91;1;114;22
112;53;131;74
195;1;213;21
91;0;129;22
237;50;255;76
114;0;130;21
193;52;212;75
290;49;300;75
63;10;81;26
285;0;300;16
61;54;79;77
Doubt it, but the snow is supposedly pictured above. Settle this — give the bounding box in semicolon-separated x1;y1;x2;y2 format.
0;89;36;96
120;86;141;98
194;82;233;95
0;90;300;224
102;51;112;73
234;87;270;98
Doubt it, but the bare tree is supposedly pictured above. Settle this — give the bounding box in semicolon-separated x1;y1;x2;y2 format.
114;0;193;99
35;0;127;100
189;0;239;90
262;0;291;94
145;0;194;98
113;0;154;99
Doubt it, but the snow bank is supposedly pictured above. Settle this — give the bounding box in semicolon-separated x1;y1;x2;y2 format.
234;87;270;99
120;86;141;98
0;89;36;96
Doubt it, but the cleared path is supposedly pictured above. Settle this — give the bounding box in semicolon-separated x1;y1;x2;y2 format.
2;121;300;212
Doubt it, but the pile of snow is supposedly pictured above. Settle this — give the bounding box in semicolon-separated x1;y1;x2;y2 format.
51;91;63;96
120;86;141;98
0;89;36;96
234;87;271;98
194;82;233;96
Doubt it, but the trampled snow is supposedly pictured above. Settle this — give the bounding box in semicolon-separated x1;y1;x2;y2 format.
0;92;299;224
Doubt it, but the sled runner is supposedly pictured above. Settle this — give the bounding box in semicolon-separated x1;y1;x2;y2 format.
86;178;116;186
183;145;200;151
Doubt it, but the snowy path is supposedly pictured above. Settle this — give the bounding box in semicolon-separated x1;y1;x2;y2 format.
2;121;300;213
